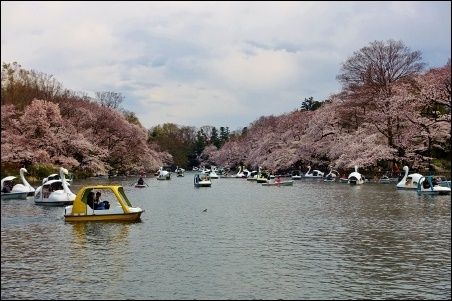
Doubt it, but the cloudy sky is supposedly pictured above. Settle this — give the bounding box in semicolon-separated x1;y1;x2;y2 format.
2;1;451;131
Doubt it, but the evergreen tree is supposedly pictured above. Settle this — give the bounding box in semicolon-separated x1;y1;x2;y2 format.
220;126;230;144
210;127;221;149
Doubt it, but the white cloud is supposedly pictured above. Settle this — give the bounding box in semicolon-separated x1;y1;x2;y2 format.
2;1;450;129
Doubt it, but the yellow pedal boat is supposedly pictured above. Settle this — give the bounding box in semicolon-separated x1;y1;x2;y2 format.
64;185;144;222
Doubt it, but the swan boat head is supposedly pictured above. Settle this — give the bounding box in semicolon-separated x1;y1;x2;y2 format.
11;168;36;196
396;166;424;189
34;167;75;205
348;166;363;184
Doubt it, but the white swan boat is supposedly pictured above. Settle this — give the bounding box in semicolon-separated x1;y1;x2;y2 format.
1;176;29;200
1;191;29;200
396;166;423;190
348;166;364;185
246;170;259;181
175;166;185;177
34;167;76;206
156;167;172;180
209;166;220;179
42;171;73;184
10;168;36;196
304;166;324;178
324;167;339;182
235;166;246;178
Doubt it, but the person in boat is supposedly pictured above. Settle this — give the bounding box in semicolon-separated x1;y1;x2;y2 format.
103;200;110;209
432;177;438;186
393;163;400;176
423;178;431;189
44;185;52;198
96;200;105;210
138;177;144;185
95;192;105;210
87;191;95;209
2;182;11;193
275;176;282;183
95;191;110;209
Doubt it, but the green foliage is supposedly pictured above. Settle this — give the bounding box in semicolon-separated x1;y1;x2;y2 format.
28;163;58;180
122;110;143;127
300;96;322;111
210;127;221;149
1;162;57;181
220;127;230;143
195;130;207;155
0;162;21;179
149;123;199;168
431;159;451;171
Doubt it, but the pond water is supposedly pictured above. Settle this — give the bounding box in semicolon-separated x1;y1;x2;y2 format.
1;173;450;300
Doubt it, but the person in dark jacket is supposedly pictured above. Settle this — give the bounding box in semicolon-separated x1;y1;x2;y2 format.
2;182;11;193
87;191;95;209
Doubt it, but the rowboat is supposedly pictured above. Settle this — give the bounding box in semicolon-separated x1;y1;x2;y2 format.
378;175;391;183
339;177;348;183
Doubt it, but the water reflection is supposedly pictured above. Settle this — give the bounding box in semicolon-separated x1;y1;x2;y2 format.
67;221;137;296
417;193;437;204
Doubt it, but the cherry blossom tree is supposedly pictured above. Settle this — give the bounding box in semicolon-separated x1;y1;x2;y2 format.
2;47;450;176
337;40;426;145
1;98;169;175
390;64;451;163
202;60;449;171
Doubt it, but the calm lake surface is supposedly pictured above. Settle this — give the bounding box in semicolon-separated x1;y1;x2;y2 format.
1;173;451;300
